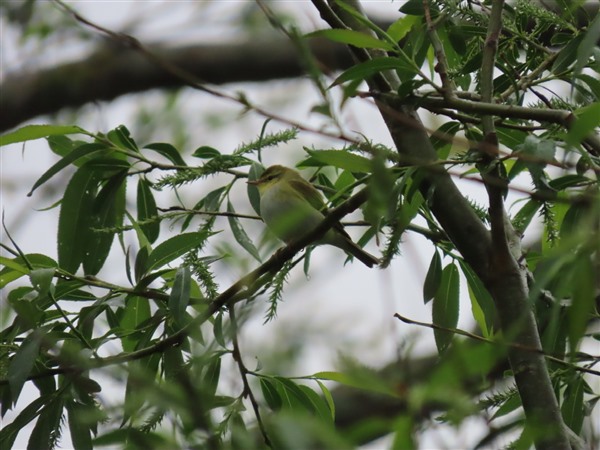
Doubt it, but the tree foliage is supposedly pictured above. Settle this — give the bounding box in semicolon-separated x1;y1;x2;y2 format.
1;1;599;449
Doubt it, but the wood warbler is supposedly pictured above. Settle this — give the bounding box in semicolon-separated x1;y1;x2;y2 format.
248;165;379;268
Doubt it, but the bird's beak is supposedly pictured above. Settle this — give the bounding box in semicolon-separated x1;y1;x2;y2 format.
246;179;259;185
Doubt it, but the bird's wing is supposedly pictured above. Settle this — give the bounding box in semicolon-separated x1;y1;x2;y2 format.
289;179;326;211
290;179;351;239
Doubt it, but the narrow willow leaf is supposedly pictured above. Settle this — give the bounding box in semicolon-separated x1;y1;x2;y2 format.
83;170;127;275
432;263;460;353
146;232;206;272
423;250;442;304
119;296;151;352
28;143;107;197
134;246;149;282
212;312;226;348
303;149;371;173
399;0;426;15
298;385;333;423
273;377;315;413
0;396;47;449
227;200;261;262
573;14;600;80
260;378;282;411
107;125;138;152
391;416;415;450
331;56;415;87
552;34;584;74
568;256;595;349
306;29;394;51
315;380;335;420
192;146;221;159
1;124;85;146
8;330;43;404
561;375;585;434
169;265;191;327
387;15;420;42
143;142;187;166
27;396;64;450
511;199;541;235
430;121;461;159
459;260;496;337
566;102;600;145
203;355;221;398
311;371;393;396
29;268;55;297
67;401;93;450
247;162;264;216
137;178;160;243
57;166;98;273
491;391;521;420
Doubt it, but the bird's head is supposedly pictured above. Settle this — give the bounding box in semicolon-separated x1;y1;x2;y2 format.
247;165;301;194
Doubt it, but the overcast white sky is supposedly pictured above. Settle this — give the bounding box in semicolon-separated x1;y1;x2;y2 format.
4;2;592;449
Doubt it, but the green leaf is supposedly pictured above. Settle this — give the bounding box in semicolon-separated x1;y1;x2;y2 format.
82;170;127;275
331;56;415;87
399;0;426;15
57;165;98;273
298;384;333;423
143;142;187;166
137;178;160;243
391;416;415;450
1;124;85;146
566;102;600;146
27;143;108;197
573;14;600;80
227;200;261;262
561;375;585;434
491;391;521;419
430;122;461;159
134;246;150;282
260;378;282;411
8;330;43;404
273;377;316;413
552;34;584;74
107;125;138;151
247;162;264;216
459;260;495;337
302;149;371;173
28;396;64;450
192;146;221;159
212;312;227;348
202;355;221;398
511;199;541;235
312;370;393;396
568;256;595;349
29;268;55;297
432;263;460;353
306;29;394;51
423;251;442;304
0;396;47;449
315;380;335;421
146;232;206;272
119;296;151;352
169;265;191;327
387;15;420;42
67;401;93;450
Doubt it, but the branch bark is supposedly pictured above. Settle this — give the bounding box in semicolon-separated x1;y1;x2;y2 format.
314;1;577;449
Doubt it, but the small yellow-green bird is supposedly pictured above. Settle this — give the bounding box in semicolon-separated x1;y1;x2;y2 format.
248;165;379;268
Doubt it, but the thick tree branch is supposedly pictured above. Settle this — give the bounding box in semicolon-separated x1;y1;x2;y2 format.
0;38;354;133
315;1;581;449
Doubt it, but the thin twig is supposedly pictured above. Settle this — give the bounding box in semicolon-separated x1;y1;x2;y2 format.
393;313;600;377
229;306;272;448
